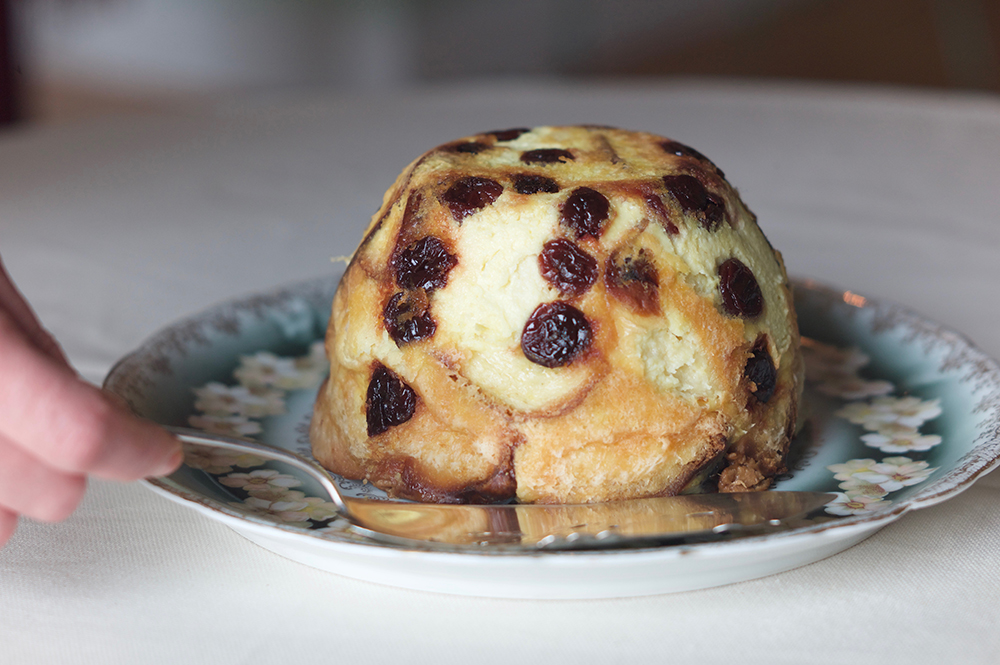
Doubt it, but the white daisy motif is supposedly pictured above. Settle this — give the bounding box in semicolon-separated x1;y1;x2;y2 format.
865;421;923;438
836;396;942;431
193;382;286;418
187;414;262;439
242;494;337;524
181;444;267;474
295;496;340;522
814;373;895;401
853;456;936;490
825;492;891;516
218;469;302;497
295;341;328;375
869;396;943;428
838;478;890;498
836;401;900;430
815;343;943;512
289;343;328;388
235;350;326;390
801;339;871;377
827;458;882;482
238;492;313;524
861;431;943;454
233;352;301;389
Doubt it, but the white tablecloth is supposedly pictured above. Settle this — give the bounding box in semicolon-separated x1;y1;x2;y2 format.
2;80;999;663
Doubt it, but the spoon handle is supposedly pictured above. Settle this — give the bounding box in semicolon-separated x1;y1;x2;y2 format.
166;426;349;513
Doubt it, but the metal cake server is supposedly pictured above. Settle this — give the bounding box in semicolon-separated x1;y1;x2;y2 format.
167;428;834;551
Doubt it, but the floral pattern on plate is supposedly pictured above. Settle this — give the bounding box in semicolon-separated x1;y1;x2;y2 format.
183;341;345;530
188;341;326;439
103;276;1000;598
798;339;943;515
174;323;948;531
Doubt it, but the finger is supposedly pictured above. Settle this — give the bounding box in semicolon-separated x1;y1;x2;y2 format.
0;317;183;481
0;433;87;522
0;258;70;367
0;507;16;549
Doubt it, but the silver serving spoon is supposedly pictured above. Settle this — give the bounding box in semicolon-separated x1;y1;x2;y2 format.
167;427;834;551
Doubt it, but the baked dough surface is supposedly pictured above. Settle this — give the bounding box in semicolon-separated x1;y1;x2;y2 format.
311;126;803;504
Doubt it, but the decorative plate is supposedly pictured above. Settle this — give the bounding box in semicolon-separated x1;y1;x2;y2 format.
104;276;1000;599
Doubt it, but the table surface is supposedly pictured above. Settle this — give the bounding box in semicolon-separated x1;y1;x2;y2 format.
2;79;999;664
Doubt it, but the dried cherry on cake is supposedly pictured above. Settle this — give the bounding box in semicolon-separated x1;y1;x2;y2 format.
443;176;503;221
606;249;660;314
513;174;559;195
660;140;725;177
489;128;529;142
520;149;574;164
384;291;436;344
521;302;592;368
394;236;457;292
539;239;597;297
452;141;489;154
703;193;727;231
560;187;610;239
744;337;777;404
366;364;417;436
718;258;764;318
662;175;727;231
661;140;708;161
662;174;708;213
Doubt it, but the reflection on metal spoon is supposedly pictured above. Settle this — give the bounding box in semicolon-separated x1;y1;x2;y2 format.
167;428;834;551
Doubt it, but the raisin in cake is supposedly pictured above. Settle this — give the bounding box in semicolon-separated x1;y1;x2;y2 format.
311;125;803;504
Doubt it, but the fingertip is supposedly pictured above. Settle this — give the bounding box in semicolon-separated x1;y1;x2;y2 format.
149;440;184;478
76;388;182;481
120;409;183;479
132;414;184;477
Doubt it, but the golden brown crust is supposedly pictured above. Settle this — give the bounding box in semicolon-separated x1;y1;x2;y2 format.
311;125;802;504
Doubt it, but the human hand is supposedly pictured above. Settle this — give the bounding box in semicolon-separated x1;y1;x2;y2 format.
0;254;182;548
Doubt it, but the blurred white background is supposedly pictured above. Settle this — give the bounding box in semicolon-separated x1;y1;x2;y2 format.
2;0;1000;124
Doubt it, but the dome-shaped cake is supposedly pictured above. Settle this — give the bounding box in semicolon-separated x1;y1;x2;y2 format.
311;125;802;504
